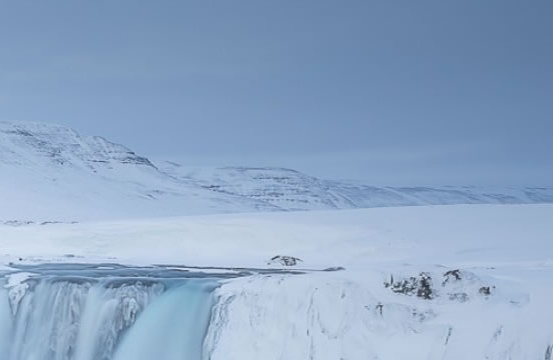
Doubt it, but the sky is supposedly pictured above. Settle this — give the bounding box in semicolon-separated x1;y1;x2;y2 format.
0;0;552;185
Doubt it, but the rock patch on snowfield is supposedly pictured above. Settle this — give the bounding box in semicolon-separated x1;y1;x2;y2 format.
267;255;303;266
323;266;345;272
1;220;78;227
384;272;434;300
1;220;35;227
479;286;492;296
385;269;496;302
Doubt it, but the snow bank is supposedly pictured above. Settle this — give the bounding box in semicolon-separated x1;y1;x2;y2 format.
205;269;553;360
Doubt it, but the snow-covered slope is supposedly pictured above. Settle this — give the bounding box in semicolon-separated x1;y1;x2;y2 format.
2;120;552;221
0;121;275;221
160;165;357;210
160;162;553;210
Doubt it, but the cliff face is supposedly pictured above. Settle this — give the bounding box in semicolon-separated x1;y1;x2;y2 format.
0;121;153;168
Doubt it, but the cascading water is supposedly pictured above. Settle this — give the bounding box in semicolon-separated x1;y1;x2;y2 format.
0;264;228;360
112;282;215;360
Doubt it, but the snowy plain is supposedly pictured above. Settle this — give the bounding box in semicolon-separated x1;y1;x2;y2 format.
1;204;552;359
1;204;551;269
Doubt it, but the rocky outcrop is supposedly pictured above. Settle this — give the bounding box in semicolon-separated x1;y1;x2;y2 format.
385;269;495;302
267;255;303;266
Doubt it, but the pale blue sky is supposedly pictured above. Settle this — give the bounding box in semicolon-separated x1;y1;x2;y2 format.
0;1;551;185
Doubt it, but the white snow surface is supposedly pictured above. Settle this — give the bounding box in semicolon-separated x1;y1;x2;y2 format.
1;204;552;359
1;204;550;268
159;162;553;211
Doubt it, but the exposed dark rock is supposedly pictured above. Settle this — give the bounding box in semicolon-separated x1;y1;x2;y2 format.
448;292;469;302
479;286;491;296
443;269;462;285
384;272;434;300
2;220;35;226
444;327;453;345
323;266;345;272
411;308;436;322
386;269;497;303
267;255;303;266
417;273;433;300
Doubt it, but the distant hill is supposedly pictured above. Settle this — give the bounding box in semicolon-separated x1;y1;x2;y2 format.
1;120;552;221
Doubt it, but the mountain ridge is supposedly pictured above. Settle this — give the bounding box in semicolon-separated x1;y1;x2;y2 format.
1;120;552;221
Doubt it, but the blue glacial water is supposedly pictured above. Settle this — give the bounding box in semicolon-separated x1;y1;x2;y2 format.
0;264;239;360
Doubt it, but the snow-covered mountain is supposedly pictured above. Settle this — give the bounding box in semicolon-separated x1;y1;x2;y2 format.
159;162;553;210
0;121;275;221
1;120;552;221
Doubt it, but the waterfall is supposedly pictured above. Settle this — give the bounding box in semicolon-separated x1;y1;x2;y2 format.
112;281;216;360
0;268;220;360
0;285;12;356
